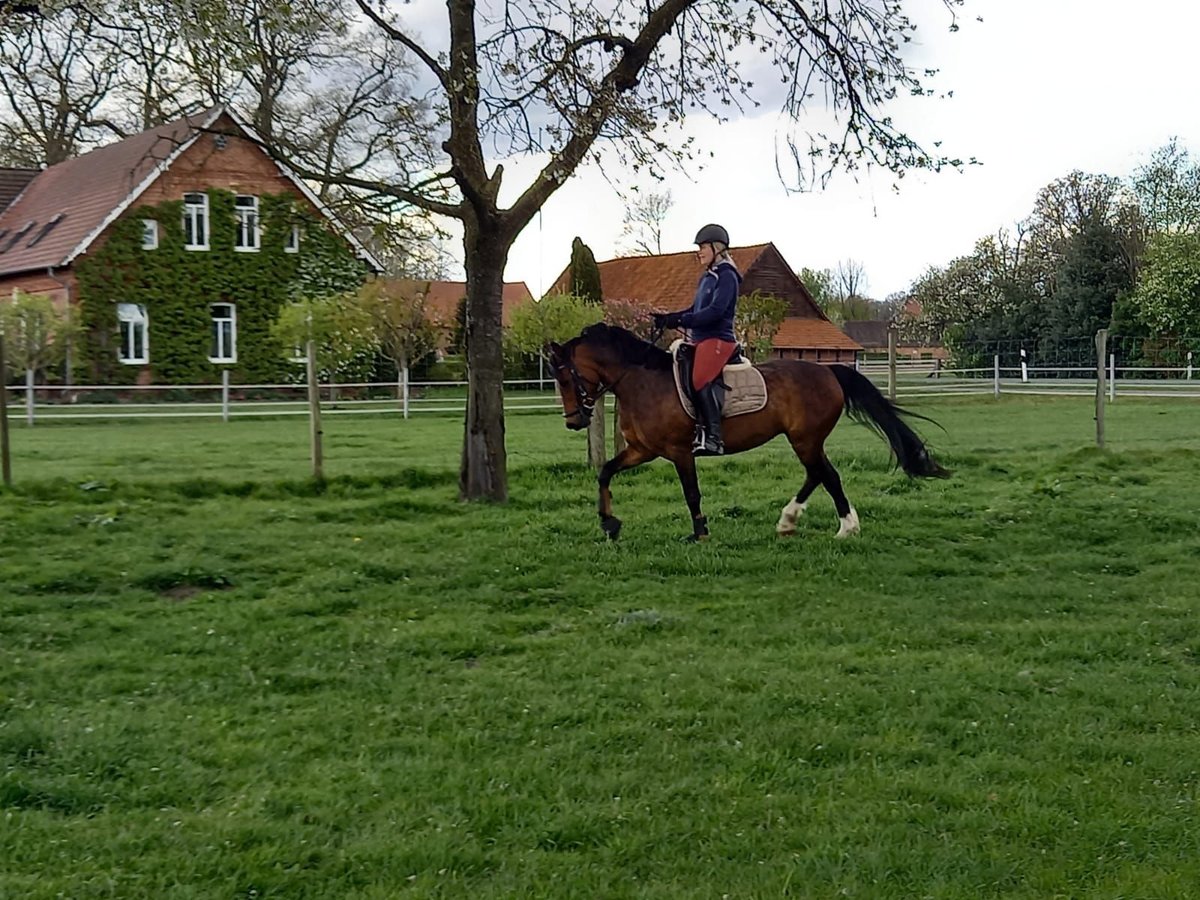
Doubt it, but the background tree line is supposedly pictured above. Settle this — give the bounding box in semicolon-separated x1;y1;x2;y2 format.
901;140;1200;362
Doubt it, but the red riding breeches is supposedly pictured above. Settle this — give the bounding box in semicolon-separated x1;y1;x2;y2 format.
691;338;738;392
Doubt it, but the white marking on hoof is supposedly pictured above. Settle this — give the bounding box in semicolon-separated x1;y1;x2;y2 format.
776;498;807;536
835;507;860;539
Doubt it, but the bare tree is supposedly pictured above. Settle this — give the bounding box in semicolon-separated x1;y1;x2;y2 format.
101;0;196;131
303;0;969;501
833;259;868;302
0;6;122;165
619;189;672;256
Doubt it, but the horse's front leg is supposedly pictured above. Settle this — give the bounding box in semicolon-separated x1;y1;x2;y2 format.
598;446;653;540
673;457;709;542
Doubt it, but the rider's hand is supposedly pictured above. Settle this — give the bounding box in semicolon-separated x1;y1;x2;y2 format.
653;312;683;329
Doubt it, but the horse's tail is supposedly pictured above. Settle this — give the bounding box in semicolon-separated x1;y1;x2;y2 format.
830;365;950;479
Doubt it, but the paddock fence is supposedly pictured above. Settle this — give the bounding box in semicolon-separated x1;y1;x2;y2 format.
4;334;1200;425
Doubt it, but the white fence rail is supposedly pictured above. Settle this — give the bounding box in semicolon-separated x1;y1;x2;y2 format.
2;377;563;424
856;357;1200;400
4;357;1200;425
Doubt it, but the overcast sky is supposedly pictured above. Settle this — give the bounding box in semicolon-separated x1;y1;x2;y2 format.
396;0;1200;300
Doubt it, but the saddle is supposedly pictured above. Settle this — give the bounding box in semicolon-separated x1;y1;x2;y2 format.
670;340;767;420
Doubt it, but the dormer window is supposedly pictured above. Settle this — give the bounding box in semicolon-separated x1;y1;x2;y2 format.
182;192;208;250
26;213;64;248
0;221;33;253
234;195;259;251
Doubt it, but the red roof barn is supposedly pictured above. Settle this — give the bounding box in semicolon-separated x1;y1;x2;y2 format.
549;242;861;363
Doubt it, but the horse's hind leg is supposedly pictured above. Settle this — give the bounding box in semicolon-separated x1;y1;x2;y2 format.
819;454;860;539
782;439;858;538
777;462;822;536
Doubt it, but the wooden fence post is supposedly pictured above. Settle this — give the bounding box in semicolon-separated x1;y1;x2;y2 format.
612;397;625;455
25;368;34;426
1095;329;1107;449
306;338;324;480
587;396;606;469
0;333;11;487
887;325;897;401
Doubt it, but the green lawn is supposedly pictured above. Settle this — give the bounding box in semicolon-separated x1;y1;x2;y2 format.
2;396;1199;898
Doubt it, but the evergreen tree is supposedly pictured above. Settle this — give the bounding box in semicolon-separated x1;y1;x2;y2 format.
1045;218;1131;344
569;237;603;304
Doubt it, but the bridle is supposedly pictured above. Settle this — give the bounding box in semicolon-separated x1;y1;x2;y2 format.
552;326;665;425
552;354;612;425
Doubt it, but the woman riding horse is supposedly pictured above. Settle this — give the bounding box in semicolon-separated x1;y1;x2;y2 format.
652;223;741;457
548;324;948;542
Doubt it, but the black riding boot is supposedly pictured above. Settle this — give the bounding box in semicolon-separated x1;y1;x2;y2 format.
692;382;724;456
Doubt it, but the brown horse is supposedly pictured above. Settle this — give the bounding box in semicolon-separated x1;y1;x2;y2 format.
548;323;948;542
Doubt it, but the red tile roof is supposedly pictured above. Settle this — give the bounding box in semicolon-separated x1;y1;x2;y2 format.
0;106;382;276
549;242;858;352
550;243;774;308
0;109;219;276
773;317;863;351
379;278;533;327
0;167;38;213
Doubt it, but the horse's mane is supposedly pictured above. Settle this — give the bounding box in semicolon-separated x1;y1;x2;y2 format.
572;322;673;372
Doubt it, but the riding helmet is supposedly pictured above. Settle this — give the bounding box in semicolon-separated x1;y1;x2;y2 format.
694;223;730;247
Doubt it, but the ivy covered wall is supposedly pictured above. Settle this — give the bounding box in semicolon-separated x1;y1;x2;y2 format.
75;189;367;384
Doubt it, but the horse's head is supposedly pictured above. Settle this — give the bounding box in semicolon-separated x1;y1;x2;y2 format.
548;336;603;430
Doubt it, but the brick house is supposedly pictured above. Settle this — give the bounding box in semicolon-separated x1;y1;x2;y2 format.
0;105;381;383
548;242;861;363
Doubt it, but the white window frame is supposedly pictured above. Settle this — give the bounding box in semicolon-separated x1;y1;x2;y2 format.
117;303;149;365
182;192;209;250
141;219;159;250
285;222;301;253
209;302;237;363
234;195;260;252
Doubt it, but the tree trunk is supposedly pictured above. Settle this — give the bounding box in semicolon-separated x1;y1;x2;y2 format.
459;225;509;502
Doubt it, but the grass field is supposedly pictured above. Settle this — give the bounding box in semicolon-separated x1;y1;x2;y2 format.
3;396;1200;898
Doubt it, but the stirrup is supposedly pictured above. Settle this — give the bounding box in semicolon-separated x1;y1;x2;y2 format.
692;428;724;457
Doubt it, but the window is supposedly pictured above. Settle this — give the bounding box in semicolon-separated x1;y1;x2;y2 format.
0;221;33;253
117;303;149;364
285;223;301;253
209;303;237;362
141;219;159;250
234;195;259;251
182;192;208;249
27;213;64;248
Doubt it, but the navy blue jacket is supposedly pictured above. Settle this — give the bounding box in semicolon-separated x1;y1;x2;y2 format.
677;261;741;342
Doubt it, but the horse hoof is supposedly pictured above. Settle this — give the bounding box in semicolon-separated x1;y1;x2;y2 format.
777;527;795;538
682;532;710;543
601;516;622;540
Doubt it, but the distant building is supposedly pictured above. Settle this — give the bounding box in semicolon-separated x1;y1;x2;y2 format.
375;278;534;355
549;242;861;363
843;318;947;360
0;106;381;383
